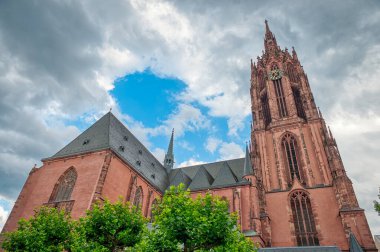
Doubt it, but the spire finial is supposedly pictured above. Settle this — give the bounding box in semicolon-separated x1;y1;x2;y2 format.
292;46;298;61
109;107;112;112
264;20;278;52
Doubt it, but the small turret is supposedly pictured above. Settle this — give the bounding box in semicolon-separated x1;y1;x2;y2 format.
292;46;299;62
243;144;254;177
164;129;175;172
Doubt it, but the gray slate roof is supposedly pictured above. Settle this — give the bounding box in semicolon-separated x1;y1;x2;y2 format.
45;112;169;193
45;112;253;193
169;158;250;191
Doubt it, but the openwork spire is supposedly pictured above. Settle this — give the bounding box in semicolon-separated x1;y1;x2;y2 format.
164;129;175;172
264;20;277;51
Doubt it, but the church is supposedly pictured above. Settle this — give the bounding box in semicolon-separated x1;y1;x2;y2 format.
2;21;376;251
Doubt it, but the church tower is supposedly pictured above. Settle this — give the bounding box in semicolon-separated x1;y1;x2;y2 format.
249;21;376;250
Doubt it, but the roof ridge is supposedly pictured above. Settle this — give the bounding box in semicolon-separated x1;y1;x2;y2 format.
176;157;245;170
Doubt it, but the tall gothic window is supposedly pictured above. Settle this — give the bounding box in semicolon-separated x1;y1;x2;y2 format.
273;78;288;118
292;88;306;120
261;93;271;128
287;63;299;83
49;167;77;202
282;133;302;184
258;71;266;90
133;186;143;208
290;191;319;246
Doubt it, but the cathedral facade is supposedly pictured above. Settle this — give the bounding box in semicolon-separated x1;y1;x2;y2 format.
2;22;376;251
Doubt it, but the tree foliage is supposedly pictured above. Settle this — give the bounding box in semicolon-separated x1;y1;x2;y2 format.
2;206;73;252
71;199;146;252
141;184;256;252
374;201;380;215
2;185;256;252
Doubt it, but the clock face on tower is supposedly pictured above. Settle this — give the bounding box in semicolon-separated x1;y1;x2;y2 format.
269;69;282;80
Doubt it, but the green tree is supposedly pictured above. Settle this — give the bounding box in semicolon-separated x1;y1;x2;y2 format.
141;184;256;252
2;206;73;252
374;187;380;215
73;199;146;252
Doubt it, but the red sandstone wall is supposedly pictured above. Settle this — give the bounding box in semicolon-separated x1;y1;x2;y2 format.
101;155;162;218
3;150;107;232
266;187;348;249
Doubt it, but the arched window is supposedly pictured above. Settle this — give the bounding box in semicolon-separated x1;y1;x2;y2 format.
49;167;77;202
290;191;319;246
150;199;158;222
287;63;299;83
133;186;143;208
292;88;306;120
273;77;288;118
261;93;271;128
258;71;266;90
282;133;303;184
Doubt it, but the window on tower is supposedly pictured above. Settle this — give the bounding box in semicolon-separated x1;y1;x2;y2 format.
261;93;271;128
49;167;77;203
273;78;288;118
282;133;303;184
287;63;299;83
292;88;307;120
290;191;319;246
258;71;266;90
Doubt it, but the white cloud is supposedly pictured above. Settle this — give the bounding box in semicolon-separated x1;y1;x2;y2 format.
205;137;222;154
218;142;245;160
177;158;205;168
178;141;194;151
151;147;166;164
122;103;209;149
0;204;10;232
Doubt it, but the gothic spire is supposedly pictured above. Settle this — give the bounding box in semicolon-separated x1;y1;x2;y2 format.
264;20;277;51
292;46;299;61
243;143;253;177
164;129;175;172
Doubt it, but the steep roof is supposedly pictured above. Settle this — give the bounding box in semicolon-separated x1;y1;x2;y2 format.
45;112;249;193
45;112;169;193
169;158;250;191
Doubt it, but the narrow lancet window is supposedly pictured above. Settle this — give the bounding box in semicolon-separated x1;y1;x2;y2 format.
292;88;306;120
133;186;143;208
282;134;302;183
150;199;158;222
49;167;77;202
261;93;271;128
258;71;266;90
273;78;288;118
287;63;299;83
290;191;319;246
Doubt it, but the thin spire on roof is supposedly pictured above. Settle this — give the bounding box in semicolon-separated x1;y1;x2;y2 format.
164;129;175;172
243;143;253;177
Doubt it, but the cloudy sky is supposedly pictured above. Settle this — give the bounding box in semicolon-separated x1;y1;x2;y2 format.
1;0;380;236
